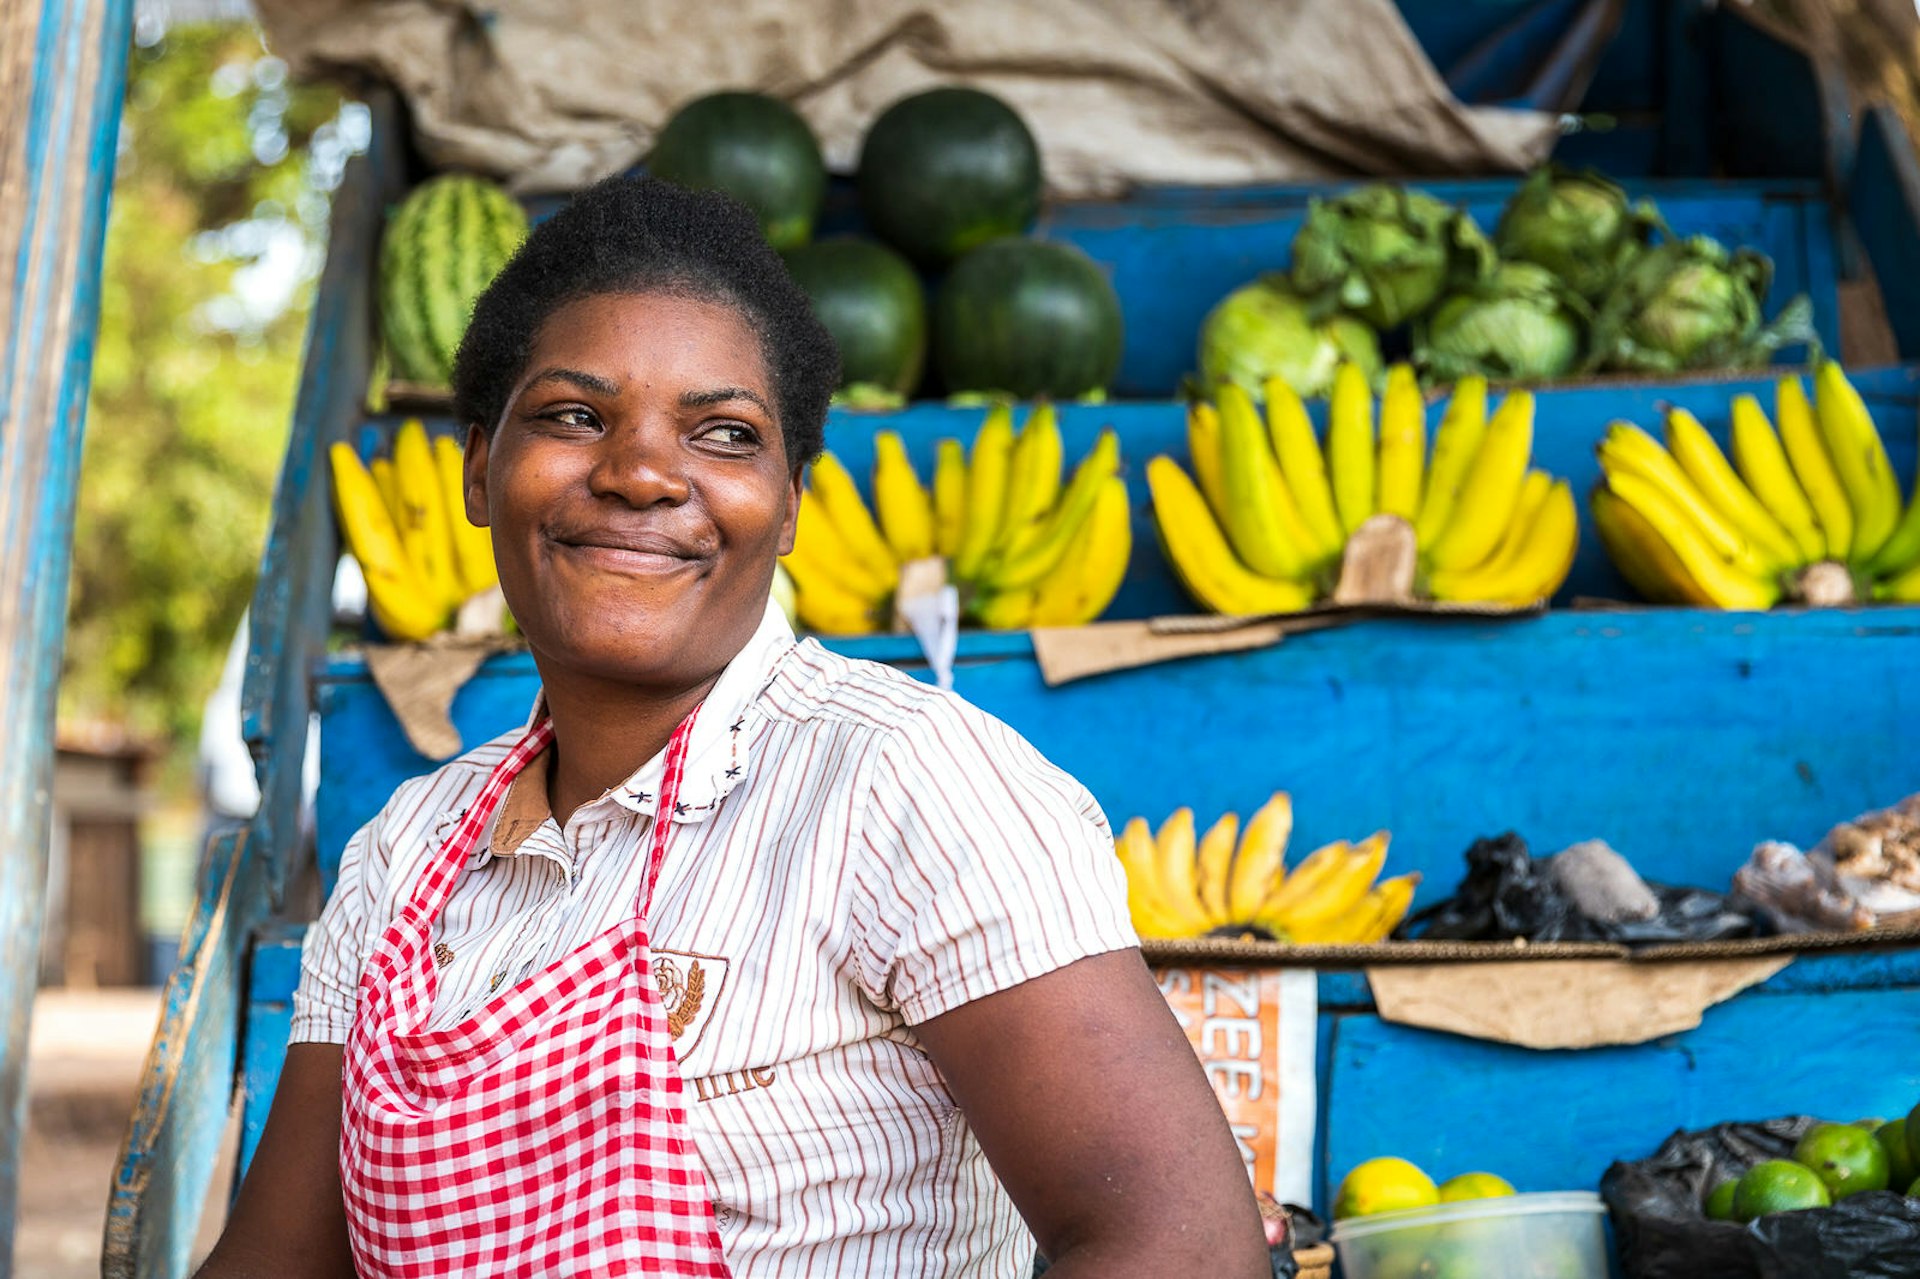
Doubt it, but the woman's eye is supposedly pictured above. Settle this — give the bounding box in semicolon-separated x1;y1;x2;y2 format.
542;406;597;429
701;422;761;451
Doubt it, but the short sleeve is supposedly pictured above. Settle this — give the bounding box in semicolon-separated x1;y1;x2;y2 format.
289;810;387;1045
849;696;1138;1026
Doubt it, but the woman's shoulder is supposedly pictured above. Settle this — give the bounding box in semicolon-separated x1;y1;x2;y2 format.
760;637;1001;743
356;725;529;856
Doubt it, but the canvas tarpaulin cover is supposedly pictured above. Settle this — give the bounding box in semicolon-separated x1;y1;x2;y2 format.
256;0;1558;195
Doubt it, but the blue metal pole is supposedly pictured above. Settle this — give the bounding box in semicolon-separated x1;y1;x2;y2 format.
0;0;134;1269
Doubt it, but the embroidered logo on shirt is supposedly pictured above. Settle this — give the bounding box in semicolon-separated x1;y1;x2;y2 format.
651;949;729;1053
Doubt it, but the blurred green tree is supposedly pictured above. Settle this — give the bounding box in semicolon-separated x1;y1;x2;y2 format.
61;22;366;749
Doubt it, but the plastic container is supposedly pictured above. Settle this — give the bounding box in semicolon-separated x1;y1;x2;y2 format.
1330;1191;1609;1279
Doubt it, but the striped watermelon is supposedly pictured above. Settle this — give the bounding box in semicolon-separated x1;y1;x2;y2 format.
378;175;529;387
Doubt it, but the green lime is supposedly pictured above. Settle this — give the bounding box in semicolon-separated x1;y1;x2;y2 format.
1911;1174;1920;1197
1879;1118;1919;1195
1853;1118;1886;1130
1333;1156;1440;1219
1793;1122;1890;1199
1908;1101;1920;1170
1734;1159;1832;1220
1438;1171;1516;1202
1704;1179;1739;1221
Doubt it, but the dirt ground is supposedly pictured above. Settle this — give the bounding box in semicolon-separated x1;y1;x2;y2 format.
17;988;222;1279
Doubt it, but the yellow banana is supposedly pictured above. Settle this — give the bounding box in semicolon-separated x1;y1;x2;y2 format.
1427;470;1547;594
1116;817;1199;940
1665;409;1801;571
790;578;883;635
809;452;899;587
1217;383;1317;578
1265;832;1388;936
872;431;936;562
1429;478;1577;606
329;442;448;642
1147;457;1317;615
1598;423;1770;577
1264;376;1345;553
1730;394;1826;563
1311;873;1422;945
1326;362;1376;534
1187;402;1231;519
1814;361;1901;563
432;433;498;596
1602;469;1780;609
1413;376;1488;551
1867;494;1920;581
933;438;969;560
953;405;1014;579
1376;364;1426;521
1256;839;1350;921
1873;555;1920;602
1777;375;1853;561
1030;474;1131;627
1195;812;1241;927
1427;388;1533;571
987;430;1120;592
1225;792;1292;923
370;455;401;522
795;489;893;600
392;419;464;607
995;403;1064;553
1150;808;1215;936
971;587;1037;631
1591;485;1713;606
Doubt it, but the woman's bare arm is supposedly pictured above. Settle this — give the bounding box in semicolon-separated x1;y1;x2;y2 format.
194;1042;357;1278
914;948;1271;1278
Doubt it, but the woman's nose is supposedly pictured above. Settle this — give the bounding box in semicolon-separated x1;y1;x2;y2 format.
588;417;691;506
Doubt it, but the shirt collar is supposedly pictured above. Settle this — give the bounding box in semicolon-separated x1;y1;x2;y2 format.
485;598;796;858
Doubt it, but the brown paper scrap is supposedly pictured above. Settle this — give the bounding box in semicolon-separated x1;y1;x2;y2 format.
364;634;518;761
1367;957;1791;1049
1332;514;1418;605
1031;618;1294;686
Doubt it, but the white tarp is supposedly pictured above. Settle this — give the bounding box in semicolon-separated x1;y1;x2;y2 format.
257;0;1558;196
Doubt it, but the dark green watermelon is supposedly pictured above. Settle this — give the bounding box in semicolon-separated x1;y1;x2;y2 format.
783;238;927;400
856;87;1041;266
648;92;825;250
934;239;1123;398
379;175;529;387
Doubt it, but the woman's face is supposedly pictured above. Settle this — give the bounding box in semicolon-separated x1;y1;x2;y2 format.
466;290;801;691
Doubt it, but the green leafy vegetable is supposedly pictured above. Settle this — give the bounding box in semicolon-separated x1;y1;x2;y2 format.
1495;167;1663;301
1415;261;1589;384
1585;237;1814;374
1290;184;1495;329
1198;275;1382;400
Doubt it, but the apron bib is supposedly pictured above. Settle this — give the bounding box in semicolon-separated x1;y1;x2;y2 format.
339;714;731;1278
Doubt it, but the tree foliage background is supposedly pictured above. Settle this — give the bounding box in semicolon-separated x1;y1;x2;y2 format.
61;22;366;756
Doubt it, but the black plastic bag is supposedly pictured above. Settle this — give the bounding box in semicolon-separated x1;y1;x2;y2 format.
1601;1117;1920;1278
1403;832;1759;944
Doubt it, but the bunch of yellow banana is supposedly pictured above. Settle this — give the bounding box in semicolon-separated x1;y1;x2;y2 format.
1149;363;1578;614
328;419;499;642
1591;362;1920;608
1114;792;1418;945
781;403;1131;634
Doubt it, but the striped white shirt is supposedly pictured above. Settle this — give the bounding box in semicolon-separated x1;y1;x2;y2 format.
292;601;1138;1276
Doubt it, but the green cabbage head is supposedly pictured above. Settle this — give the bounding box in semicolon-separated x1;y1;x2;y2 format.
1585;237;1813;374
1495;167;1663;301
1290;184;1495;330
1198;275;1382;400
1415;261;1589;385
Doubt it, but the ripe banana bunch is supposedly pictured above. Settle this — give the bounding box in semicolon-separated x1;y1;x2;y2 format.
1591;362;1920;608
1114;791;1417;945
781;403;1131;634
1150;363;1578;614
328;420;499;642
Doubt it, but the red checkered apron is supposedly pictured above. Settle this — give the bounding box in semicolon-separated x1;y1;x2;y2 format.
339;714;731;1277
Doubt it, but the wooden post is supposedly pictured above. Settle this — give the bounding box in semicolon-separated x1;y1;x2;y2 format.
0;0;134;1268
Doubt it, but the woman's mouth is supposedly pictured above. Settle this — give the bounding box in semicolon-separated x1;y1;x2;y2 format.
550;529;709;576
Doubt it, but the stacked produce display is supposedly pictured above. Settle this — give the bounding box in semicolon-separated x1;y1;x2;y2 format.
1114;791;1415;944
779;405;1129;633
1152;364;1578;613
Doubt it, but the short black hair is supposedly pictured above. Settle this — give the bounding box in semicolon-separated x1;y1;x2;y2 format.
452;175;837;467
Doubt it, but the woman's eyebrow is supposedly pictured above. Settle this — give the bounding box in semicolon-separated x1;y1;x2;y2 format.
522;366;622;396
681;385;771;414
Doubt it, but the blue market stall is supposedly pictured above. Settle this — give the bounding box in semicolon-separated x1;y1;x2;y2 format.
108;3;1920;1274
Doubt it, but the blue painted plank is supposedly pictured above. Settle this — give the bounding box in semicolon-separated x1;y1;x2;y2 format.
1320;990;1920;1214
1851;108;1920;362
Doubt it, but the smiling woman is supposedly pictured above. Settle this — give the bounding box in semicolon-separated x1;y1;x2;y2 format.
195;177;1270;1279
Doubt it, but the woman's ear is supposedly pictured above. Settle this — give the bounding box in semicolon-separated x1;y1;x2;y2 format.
463;425;492;527
779;464;804;557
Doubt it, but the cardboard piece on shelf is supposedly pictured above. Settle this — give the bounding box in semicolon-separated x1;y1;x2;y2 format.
1366;956;1791;1049
1030;616;1316;685
1331;514;1418;605
364;633;518;761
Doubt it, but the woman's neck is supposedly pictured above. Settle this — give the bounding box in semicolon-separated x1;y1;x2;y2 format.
537;670;723;827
